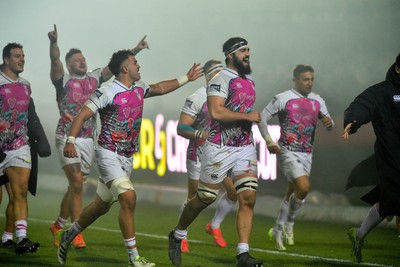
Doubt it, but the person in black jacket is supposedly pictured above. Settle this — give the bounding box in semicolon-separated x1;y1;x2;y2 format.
342;53;400;263
0;97;51;249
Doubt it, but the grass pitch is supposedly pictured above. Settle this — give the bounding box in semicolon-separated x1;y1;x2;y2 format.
0;190;399;267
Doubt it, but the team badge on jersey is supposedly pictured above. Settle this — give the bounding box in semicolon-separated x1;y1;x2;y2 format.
209;84;221;92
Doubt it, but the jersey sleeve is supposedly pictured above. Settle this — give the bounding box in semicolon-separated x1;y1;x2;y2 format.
136;80;151;98
181;88;205;117
258;95;281;138
85;86;111;113
315;94;331;117
207;74;228;99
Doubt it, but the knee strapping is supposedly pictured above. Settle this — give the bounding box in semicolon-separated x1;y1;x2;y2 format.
197;184;219;204
234;177;258;194
110;176;134;200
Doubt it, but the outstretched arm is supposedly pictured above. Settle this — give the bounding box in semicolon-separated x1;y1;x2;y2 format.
342;122;353;140
343;88;376;134
102;35;151;82
147;63;203;97
48;24;64;81
130;35;150;55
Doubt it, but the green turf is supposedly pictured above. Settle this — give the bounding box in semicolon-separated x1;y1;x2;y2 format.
0;190;399;267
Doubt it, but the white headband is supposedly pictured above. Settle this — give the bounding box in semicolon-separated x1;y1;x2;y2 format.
226;45;249;57
205;64;223;76
223;40;249;56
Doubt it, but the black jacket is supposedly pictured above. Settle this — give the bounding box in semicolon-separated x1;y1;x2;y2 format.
0;98;51;195
344;63;400;217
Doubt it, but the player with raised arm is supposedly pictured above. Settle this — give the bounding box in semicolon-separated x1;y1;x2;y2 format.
47;24;149;249
57;49;202;266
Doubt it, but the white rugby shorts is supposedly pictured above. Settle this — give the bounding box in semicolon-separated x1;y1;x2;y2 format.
95;146;133;184
56;135;94;175
277;146;312;181
0;145;31;176
200;143;257;184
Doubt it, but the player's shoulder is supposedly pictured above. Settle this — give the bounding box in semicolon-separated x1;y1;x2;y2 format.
308;91;325;101
0;72;30;87
133;79;147;89
97;80;117;94
275;89;293;99
18;76;30;86
87;68;102;76
189;86;207;98
185;86;206;106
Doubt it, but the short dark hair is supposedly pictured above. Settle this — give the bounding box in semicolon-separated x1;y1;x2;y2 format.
396;53;400;67
2;42;23;61
65;48;82;62
293;64;314;78
108;49;135;77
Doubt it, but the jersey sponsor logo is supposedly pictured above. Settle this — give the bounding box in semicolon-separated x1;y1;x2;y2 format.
95;90;103;98
186;99;193;108
393;95;400;102
209;84;221;92
235;82;243;88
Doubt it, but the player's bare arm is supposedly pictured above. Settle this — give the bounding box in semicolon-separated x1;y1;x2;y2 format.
147;63;203;97
48;24;64;81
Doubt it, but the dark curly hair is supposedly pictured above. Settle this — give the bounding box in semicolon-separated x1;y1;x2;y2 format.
108;49;135;77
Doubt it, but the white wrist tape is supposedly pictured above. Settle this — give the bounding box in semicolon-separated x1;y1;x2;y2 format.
177;75;189;87
66;136;76;144
263;134;278;147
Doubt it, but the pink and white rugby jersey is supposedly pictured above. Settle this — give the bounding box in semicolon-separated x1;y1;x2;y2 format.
181;86;211;161
52;69;103;138
86;80;150;157
0;71;31;151
207;68;256;147
262;89;331;153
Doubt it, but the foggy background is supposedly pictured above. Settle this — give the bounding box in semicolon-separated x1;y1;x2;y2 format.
1;0;399;203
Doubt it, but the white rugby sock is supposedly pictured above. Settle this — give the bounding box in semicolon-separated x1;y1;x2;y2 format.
56;217;68;228
2;231;13;243
125;237;139;261
275;199;289;230
357;203;384;240
287;193;304;223
65;221;83;244
237;242;249;255
174;228;187;240
211;193;235;229
15;220;27;243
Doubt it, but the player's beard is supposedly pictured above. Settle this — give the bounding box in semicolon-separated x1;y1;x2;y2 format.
233;54;251;78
